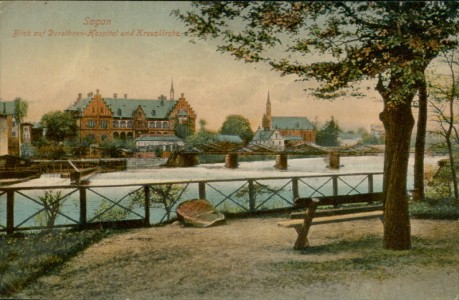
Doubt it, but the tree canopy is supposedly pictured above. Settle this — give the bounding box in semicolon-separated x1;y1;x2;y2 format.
316;117;341;146
220;114;254;144
41;111;77;143
175;2;459;250
13;97;28;123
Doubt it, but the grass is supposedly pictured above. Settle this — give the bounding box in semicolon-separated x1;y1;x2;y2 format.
0;229;108;297
410;199;459;220
269;233;459;283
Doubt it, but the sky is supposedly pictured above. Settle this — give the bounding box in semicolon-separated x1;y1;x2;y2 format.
0;1;397;131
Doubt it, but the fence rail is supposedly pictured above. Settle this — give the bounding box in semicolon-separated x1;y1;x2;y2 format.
0;172;383;234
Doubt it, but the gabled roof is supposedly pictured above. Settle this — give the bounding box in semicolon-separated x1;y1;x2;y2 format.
66;97;178;119
272;116;314;130
216;134;243;143
252;129;282;141
0;101;15;116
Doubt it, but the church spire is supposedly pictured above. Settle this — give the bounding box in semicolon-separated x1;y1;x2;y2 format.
266;91;272;129
170;78;175;100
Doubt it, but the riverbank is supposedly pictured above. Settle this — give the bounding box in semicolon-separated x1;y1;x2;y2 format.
14;217;459;300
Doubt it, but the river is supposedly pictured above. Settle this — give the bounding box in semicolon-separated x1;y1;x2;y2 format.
1;155;446;228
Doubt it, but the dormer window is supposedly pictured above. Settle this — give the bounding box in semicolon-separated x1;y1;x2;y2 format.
152;110;156;116
117;108;122;116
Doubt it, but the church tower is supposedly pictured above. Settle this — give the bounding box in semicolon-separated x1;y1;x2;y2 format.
170;78;175;100
262;91;272;130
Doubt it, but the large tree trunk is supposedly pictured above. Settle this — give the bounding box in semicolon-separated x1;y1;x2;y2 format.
380;99;415;250
413;77;428;201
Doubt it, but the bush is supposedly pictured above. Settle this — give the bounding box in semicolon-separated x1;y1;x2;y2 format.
410;199;459;220
0;229;107;296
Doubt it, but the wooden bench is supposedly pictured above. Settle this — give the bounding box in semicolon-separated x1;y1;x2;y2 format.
278;193;384;250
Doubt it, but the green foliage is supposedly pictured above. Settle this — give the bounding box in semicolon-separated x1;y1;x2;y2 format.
34;142;68;159
131;184;184;222
0;229;106;296
186;128;219;147
425;162;454;201
13;97;28;123
358;127;384;145
174;2;459;101
175;116;194;139
92;199;134;222
34;190;65;227
410;200;459;220
220;115;254;144
316;117;341;146
41;111;77;143
100;139;136;158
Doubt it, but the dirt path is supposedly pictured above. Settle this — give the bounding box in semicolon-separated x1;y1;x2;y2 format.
17;217;459;300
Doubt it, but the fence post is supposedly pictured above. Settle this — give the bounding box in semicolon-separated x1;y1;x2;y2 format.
79;187;87;226
6;190;14;234
292;177;299;202
144;185;150;226
199;182;206;199
368;174;374;204
332;175;338;196
332;175;339;208
248;180;255;212
368;174;374;193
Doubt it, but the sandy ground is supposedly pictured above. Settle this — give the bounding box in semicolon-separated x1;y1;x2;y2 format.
16;217;459;300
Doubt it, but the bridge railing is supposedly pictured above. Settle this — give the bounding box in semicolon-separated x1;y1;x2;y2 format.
0;172;383;234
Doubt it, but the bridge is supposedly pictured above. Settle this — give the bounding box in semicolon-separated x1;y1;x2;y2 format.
165;142;384;169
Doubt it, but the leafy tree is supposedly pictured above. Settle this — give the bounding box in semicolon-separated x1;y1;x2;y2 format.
41;111;77;144
174;2;459;250
100;139;136;158
175;116;194;139
186;119;218;147
34;190;64;227
131;184;184;222
220;114;254;144
316;117;341;146
358;127;383;145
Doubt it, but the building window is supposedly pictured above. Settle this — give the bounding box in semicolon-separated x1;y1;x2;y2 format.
120;121;126;128
127;132;133;140
101;134;108;141
113;121;119;128
127;121;133;128
113;132;119;139
101;120;108;129
163;121;169;129
156;121;162;128
87;120;96;128
149;121;155;128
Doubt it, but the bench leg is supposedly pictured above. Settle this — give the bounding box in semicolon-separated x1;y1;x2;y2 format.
293;200;319;250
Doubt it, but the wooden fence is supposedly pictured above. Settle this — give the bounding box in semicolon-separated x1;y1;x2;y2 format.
0;172;383;234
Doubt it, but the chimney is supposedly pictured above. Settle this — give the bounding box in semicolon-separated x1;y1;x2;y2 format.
114;93;118;98
77;93;82;100
96;89;100;95
124;94;127;99
87;92;93;97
